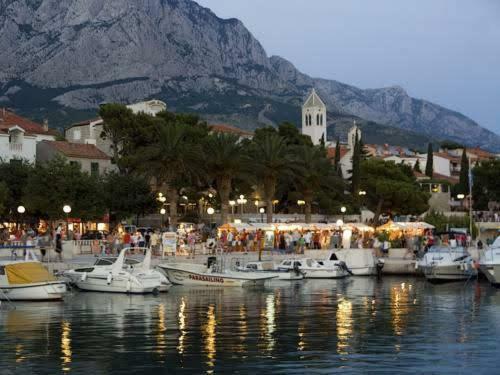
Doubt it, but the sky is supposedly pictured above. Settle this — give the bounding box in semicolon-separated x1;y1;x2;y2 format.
196;0;500;134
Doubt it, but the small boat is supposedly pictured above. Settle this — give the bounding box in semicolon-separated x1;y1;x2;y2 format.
158;258;276;287
0;251;67;301
418;245;477;283
326;249;383;276
277;258;350;279
64;248;167;294
236;261;304;280
479;236;500;287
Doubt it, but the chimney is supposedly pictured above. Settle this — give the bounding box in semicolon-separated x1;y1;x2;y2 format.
43;119;49;131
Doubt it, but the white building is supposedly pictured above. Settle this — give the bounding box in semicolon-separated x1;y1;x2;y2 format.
0;109;57;164
126;100;167;116
302;89;327;146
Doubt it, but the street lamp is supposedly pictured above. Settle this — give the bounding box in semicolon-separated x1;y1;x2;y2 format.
457;194;465;200
340;206;346;221
259;207;265;223
297;200;305;215
63;205;72;235
160;208;166;229
229;200;236;215
358;190;366;196
17;205;26;214
207;207;215;216
254;200;259;214
237;196;247;215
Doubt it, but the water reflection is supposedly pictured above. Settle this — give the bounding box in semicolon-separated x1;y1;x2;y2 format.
177;297;187;355
203;304;217;371
60;321;72;372
1;279;500;373
336;297;353;356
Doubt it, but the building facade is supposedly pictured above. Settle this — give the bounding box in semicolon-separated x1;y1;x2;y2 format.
37;141;114;176
0;109;57;163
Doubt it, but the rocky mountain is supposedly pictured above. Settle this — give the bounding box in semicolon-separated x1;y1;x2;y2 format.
1;0;499;151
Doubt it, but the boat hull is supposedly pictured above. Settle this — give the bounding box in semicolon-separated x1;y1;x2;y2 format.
159;266;273;287
424;264;476;283
303;269;348;279
480;264;500;287
69;275;161;294
0;281;67;301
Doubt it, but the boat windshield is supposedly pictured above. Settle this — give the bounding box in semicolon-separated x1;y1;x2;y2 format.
94;258;141;266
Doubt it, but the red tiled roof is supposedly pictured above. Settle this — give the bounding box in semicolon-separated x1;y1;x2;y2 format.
209;124;253;137
414;170;459;184
42;141;110;160
433;152;461;162
468;147;496;160
327;145;349;160
67;117;102;129
0;108;58;136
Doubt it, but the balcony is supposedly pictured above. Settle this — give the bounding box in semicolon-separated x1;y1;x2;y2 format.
9;143;23;153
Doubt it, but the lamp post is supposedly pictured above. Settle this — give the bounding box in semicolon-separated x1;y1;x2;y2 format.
63;205;72;235
341;206;346;222
229;200;236;216
297;200;305;215
160;208;166;230
237;195;246;216
17;205;25;229
259;207;265;223
254;200;259;214
207;207;215;228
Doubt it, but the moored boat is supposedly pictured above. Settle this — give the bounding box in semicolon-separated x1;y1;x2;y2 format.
236;260;304;280
64;248;166;294
418;245;477;283
325;249;383;276
0;258;67;301
158;260;276;287
479;236;500;287
278;258;350;279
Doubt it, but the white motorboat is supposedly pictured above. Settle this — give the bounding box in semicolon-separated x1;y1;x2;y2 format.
326;249;383;276
0;251;67;301
277;258;350;279
236;261;304;280
417;245;477;283
479;236;500;287
64;248;167;294
158;259;276;287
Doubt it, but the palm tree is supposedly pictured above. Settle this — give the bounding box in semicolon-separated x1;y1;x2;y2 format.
136;123;200;228
248;133;291;223
291;146;344;223
203;133;245;224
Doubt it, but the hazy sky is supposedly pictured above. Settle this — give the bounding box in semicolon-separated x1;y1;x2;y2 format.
196;0;500;134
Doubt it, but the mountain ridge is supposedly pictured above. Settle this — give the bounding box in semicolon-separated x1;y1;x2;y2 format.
0;0;499;151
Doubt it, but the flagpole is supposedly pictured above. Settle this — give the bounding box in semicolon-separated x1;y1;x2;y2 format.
468;156;473;239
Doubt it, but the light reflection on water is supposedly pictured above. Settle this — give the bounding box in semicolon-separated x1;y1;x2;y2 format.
1;277;500;373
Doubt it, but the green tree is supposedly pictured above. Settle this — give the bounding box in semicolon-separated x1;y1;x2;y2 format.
360;159;430;224
291;146;345;223
248;133;291;223
99;104;136;171
203;133;245;224
135;123;201;228
0;161;33;218
23;158;105;222
413;159;422;173
471;160;500;210
351;132;361;194
102;172;156;228
458;147;469;194
0;182;10;216
425;143;433;177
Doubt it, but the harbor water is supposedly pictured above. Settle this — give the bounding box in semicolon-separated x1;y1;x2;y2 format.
1;277;500;374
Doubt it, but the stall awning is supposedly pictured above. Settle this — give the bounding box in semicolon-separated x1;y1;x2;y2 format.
5;262;56;285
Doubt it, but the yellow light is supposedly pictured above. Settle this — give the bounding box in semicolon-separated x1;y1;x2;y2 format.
61;321;72;372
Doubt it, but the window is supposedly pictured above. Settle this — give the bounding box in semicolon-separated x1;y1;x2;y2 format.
308;114;312;126
316;114;320;125
441;184;449;193
73;129;81;140
320;114;323;125
91;162;99;176
69;161;80;168
0;266;4;275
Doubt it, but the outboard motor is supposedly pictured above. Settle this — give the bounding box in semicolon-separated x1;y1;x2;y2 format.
338;261;353;275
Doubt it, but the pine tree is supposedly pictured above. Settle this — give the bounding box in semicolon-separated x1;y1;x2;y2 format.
458;147;469;194
319;133;325;149
425;143;433;177
351;132;361;194
334;136;341;176
414;159;422;173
